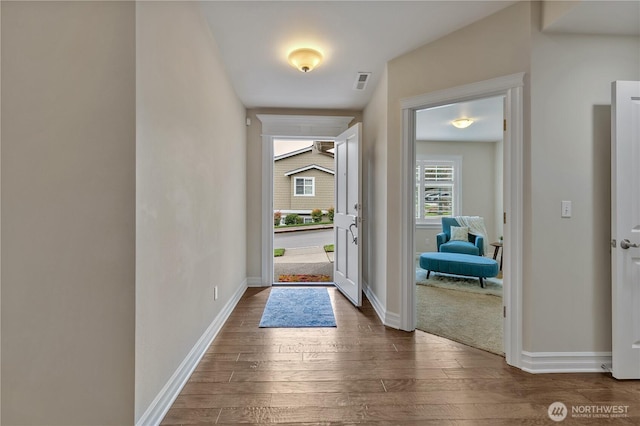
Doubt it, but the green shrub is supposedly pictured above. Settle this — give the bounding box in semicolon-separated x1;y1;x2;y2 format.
274;211;282;227
311;208;323;223
327;206;335;222
284;213;300;225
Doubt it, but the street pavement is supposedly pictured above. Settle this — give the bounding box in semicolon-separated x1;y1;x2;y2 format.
274;228;333;249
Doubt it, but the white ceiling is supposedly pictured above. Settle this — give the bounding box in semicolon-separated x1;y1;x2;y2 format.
199;1;515;110
416;96;504;142
543;0;640;36
199;1;637;141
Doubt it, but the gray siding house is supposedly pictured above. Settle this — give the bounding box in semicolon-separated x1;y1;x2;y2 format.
274;142;334;223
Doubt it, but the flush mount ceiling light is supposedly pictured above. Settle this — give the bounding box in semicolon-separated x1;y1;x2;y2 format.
451;118;474;129
288;48;323;73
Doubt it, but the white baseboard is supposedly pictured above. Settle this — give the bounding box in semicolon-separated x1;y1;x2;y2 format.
247;277;265;287
362;280;400;330
362;280;384;323
384;311;401;330
135;278;248;426
521;351;612;374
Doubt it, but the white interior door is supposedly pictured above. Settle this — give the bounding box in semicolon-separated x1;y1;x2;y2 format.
611;80;640;379
334;123;362;306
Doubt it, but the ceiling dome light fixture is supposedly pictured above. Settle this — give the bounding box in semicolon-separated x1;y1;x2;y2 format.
288;48;323;73
451;118;474;129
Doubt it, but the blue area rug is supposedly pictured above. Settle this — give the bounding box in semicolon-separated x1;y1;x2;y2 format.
259;287;337;328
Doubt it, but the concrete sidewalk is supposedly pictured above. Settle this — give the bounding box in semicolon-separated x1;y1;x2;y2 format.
274;246;333;264
274;246;334;280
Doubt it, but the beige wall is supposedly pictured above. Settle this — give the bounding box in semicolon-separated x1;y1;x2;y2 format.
274;149;335;212
528;29;640;352
383;2;532;317
135;1;247;421
414;140;499;254
246;109;361;280
1;2;136;424
362;65;389;307
541;0;577;31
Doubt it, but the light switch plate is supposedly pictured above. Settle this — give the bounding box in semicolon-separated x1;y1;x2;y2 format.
561;200;572;218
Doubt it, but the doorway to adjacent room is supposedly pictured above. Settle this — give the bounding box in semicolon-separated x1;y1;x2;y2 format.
412;95;505;356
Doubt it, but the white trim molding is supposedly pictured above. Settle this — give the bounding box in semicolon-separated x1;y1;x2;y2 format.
257;115;354;286
384;311;401;330
246;277;265;287
135;279;248;426
285;164;335;176
363;281;401;330
363;281;384;324
401;73;526;110
399;72;525;368
521;351;612;374
257;114;353;138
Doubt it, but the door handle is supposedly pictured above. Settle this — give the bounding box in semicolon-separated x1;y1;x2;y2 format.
348;223;358;245
620;239;640;249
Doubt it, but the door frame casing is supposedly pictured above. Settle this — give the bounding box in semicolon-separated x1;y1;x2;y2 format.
399;73;525;369
257;114;354;286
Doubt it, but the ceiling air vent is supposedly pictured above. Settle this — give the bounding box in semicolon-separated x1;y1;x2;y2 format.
353;72;372;91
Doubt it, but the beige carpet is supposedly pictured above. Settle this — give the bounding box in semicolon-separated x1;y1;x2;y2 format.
416;269;503;296
416;281;504;356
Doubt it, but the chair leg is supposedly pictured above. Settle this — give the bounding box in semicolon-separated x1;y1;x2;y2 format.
479;277;485;288
427;271;431;279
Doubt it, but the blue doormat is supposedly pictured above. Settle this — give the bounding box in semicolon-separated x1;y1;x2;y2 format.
259;287;337;328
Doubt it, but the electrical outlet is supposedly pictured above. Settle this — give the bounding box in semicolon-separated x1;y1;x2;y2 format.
214;286;218;301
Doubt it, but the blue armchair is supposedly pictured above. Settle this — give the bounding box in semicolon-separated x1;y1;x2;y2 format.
436;217;484;256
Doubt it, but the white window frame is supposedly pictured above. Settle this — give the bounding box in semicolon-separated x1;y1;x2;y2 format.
415;155;462;228
303;217;314;224
294;176;315;197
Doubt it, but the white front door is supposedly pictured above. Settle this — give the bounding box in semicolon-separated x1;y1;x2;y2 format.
611;80;640;380
334;123;362;306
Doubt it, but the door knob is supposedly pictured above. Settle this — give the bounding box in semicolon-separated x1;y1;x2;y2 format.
620;239;640;249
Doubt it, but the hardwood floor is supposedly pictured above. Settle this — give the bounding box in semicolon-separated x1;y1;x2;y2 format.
161;287;640;425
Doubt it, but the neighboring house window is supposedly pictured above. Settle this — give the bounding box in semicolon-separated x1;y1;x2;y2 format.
303;217;314;224
416;156;461;225
294;177;315;196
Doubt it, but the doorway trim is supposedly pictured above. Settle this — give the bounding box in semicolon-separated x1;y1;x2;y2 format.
257;114;354;286
399;73;525;368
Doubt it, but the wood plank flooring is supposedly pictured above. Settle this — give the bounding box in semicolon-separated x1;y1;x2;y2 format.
161;287;640;425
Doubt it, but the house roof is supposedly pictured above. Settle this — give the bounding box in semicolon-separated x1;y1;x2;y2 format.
274;146;313;161
284;164;335;177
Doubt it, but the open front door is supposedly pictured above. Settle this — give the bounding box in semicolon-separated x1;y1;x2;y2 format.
611;80;640;379
334;123;362;306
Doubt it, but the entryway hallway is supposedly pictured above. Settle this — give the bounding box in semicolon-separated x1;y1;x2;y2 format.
160;287;640;424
